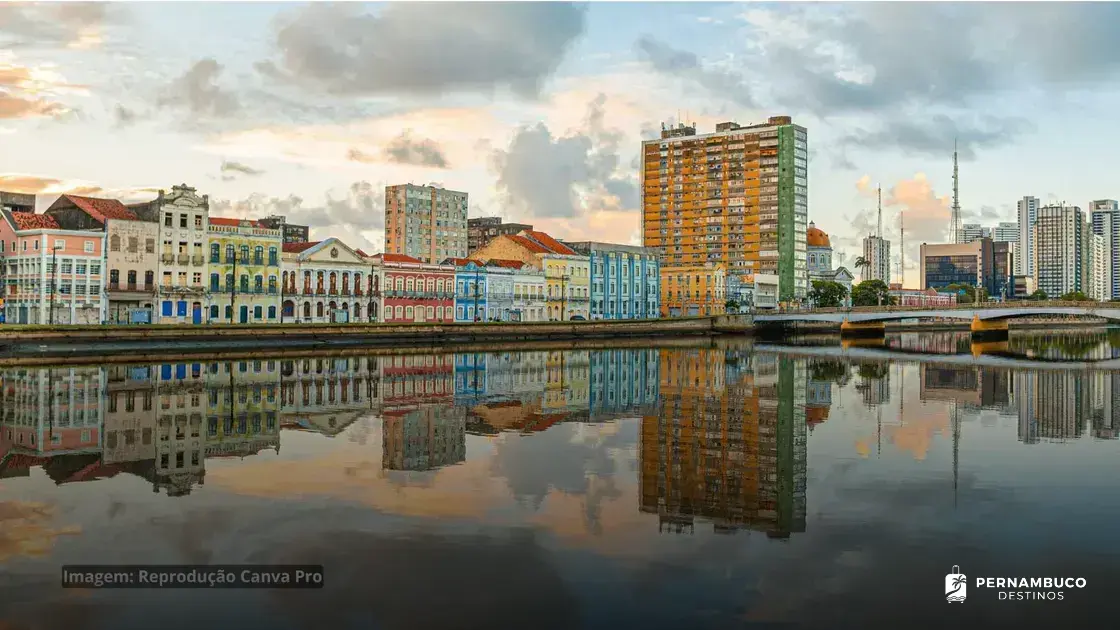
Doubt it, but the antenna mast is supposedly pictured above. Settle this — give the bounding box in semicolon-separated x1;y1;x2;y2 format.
951;139;961;244
898;208;905;286
877;185;883;239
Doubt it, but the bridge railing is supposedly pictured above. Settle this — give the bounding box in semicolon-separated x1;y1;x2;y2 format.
776;300;1108;314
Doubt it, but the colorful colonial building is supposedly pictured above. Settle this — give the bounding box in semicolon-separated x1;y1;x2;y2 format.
565;241;660;320
0;208;107;325
660;263;726;317
206;218;282;324
281;238;372;323
370;253;455;323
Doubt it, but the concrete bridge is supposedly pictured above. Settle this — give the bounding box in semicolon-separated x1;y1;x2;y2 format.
754;342;1120;372
753;302;1120;338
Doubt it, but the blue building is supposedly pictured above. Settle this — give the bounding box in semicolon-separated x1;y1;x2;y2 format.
563;242;660;320
447;259;488;322
588;348;660;419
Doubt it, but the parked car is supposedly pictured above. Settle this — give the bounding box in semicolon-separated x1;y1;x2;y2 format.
569;315;586;321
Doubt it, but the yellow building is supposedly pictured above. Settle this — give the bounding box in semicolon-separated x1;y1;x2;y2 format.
660;263;726;317
642;116;808;302
206;217;282;323
472;229;590;320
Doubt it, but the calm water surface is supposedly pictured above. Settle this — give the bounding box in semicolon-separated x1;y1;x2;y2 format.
2;331;1119;629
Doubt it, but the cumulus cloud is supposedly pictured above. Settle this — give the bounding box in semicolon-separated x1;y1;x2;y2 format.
212;181;385;253
158;58;239;118
258;3;587;98
383;131;450;169
0;60;73;120
0;2;114;49
491;94;637;222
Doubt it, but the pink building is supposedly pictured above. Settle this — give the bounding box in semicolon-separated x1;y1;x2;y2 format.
1;208;107;324
370;253;455;323
888;285;958;307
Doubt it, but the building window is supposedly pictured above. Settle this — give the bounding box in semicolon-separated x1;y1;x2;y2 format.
268;306;276;319
180;214;187;228
210;305;219;319
254;305;262;319
268;247;278;266
210;243;220;262
210;274;220;291
165;213;172;227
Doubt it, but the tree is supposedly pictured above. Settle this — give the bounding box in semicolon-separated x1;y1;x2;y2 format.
853;256;870;279
808;280;848;308
810;359;850;384
1028;289;1048;301
942;283;988;304
851;279;894;307
1059;290;1091;302
725;299;740;312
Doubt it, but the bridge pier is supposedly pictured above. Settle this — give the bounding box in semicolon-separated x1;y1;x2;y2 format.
840;319;886;339
970;316;1009;341
841;337;886;349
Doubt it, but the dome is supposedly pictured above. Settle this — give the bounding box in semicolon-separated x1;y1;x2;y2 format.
807;222;831;248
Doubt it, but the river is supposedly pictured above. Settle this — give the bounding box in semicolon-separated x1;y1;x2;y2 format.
1;330;1118;628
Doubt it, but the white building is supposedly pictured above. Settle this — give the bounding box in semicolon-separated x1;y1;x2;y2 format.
1090;199;1120;300
956;223;985;243
1033;204;1087;298
510;262;546;322
1017;196;1040;276
1091;232;1112;301
127;185;211;324
861;235;891;283
807;222;854;306
991;221;1019;243
281;237;373;323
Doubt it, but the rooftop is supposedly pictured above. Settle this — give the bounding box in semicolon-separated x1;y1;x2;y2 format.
57;194;138;223
282;241;321;253
522;230;579;256
8;211;60;230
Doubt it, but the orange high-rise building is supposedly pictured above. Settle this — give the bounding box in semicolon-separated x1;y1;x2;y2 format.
641;116;808;302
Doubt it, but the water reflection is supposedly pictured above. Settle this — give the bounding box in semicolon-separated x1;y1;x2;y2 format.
3;338;1120;627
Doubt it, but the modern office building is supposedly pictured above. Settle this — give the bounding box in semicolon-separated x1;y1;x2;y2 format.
258;215;310;244
861;235;891;283
1017;196;1040;276
919;238;1012;298
467;217;533;254
955;223;985;244
563;241;660;320
1033;204;1087;298
1090;199;1120;300
990;221;1019;243
641;116;808;302
384;184;468;263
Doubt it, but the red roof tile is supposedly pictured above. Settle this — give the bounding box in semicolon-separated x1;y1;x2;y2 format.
487;259;526;269
283;241;320;253
59;194;137;223
209;216;263;227
446;257;484;267
376;253;425;264
9;212;60;230
356;249;370;257
523;230;578;255
507;234;550;254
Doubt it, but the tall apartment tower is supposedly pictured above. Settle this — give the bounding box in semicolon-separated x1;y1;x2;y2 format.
384;184;468;263
1090;199;1120;300
641;116;808;301
861;235;891;283
1033;204;1087;298
1017;196;1040;276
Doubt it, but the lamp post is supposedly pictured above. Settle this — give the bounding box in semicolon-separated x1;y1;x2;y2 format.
48;244;61;325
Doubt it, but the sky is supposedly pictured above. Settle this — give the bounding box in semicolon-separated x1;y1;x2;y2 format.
4;1;1120;287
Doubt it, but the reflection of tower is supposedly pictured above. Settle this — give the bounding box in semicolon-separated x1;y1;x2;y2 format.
1014;371;1086;443
382;405;466;471
856;364;891;407
639;349;806;537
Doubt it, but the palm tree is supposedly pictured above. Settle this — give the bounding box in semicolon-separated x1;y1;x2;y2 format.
853;256;870;282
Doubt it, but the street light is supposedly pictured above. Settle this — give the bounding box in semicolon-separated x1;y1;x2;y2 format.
48;244;61;325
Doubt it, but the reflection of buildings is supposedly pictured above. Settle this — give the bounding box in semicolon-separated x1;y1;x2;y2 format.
589;349;659;419
1014;371;1087;443
382;406;466;471
805;377;832;432
640;349;807;537
855;364;890;407
279;357;377;436
919;365;1011;411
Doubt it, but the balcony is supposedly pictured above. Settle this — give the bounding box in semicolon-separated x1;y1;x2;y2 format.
192;255;205;266
177;254;190;265
160;254;174;264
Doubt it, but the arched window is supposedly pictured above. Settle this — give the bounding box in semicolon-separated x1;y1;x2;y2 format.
226;244;235;263
240;244;249;261
395;305;403;318
329;271;337;294
110;234;121;251
406;278;415;291
341;273;349;294
427;278;434;291
254;275;263;293
268;276;277;294
395;277;403;290
303;302;311;318
405;306;413;319
354;273;362;293
436;279;444;293
354;303;362;319
225;274;234;291
316;302;324;317
303;271;311;292
240;275;249;292
426;306;434;318
210;273;220;291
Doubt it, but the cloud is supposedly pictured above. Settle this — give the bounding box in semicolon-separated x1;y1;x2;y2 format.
258;3;587;98
219;160;264;180
212;181;385;253
490;94;637;221
0;59;73;120
851;173;952;285
383;131;450;169
0;2;114;49
0;173;64;193
837;114;1034;161
635;36;756;109
157;58;239;118
113;104;135;126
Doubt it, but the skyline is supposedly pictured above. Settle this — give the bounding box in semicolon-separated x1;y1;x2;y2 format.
4;2;1120;288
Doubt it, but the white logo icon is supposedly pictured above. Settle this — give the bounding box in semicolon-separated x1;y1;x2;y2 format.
946;565;967;603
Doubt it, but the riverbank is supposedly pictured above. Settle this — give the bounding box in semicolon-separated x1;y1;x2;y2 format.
0;316;752;364
779;317;1112;334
